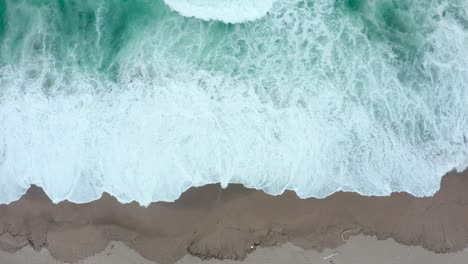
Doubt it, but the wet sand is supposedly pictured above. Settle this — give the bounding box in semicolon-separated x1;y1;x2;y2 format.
0;169;467;264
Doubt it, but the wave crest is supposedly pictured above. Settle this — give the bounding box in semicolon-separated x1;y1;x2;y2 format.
163;0;275;23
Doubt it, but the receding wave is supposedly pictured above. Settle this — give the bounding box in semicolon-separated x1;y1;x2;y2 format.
0;0;467;205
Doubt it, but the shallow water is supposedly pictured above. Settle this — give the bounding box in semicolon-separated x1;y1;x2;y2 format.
0;0;467;205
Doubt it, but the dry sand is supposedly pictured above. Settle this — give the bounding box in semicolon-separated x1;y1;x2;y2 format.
0;169;467;264
2;235;468;264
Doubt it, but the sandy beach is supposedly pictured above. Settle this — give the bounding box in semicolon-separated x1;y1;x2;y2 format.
0;169;466;263
2;235;468;264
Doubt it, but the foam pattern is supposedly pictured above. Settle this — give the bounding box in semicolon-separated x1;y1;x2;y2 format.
0;0;467;205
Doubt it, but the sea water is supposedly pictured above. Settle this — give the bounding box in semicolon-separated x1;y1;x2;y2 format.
0;0;467;205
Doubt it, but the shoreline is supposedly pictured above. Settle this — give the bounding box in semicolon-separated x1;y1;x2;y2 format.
0;169;467;263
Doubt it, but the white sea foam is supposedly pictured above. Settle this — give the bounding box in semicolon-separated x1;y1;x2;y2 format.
163;0;275;23
0;0;467;205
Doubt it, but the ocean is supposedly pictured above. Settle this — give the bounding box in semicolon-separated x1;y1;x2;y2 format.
0;0;467;205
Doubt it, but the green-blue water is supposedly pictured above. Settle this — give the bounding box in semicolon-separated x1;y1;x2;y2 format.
0;0;467;205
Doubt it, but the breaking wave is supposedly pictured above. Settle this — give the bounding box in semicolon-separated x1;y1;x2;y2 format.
0;0;467;205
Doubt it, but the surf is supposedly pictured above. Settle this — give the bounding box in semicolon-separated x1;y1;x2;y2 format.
163;0;276;23
0;0;467;205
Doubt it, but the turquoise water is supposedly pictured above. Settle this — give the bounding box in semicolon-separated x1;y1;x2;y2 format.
0;0;467;205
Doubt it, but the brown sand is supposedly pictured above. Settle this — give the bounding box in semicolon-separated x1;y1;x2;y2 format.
0;169;467;264
2;235;468;264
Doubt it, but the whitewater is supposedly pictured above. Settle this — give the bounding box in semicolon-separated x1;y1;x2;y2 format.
0;0;467;205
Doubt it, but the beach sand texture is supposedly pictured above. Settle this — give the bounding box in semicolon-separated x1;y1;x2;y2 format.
0;170;467;264
2;235;468;264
